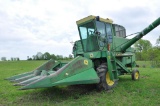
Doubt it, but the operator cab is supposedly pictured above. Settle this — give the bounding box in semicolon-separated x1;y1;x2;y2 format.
113;24;126;38
76;15;114;52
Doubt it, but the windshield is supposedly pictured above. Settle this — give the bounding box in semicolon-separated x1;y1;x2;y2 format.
96;21;105;47
78;21;113;52
79;22;95;39
79;21;99;52
96;21;113;45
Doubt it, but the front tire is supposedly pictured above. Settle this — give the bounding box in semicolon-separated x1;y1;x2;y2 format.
96;63;116;90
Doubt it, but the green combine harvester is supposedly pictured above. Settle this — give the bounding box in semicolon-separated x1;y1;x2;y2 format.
6;15;160;90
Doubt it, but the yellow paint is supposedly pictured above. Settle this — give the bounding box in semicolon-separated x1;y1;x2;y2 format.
106;71;114;86
135;72;139;79
76;15;113;25
90;53;93;58
65;73;69;76
84;60;88;65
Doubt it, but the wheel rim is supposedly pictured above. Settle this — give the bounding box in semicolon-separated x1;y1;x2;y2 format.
106;72;114;86
135;72;139;79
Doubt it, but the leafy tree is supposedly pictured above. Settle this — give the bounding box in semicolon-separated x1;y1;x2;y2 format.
134;39;152;61
64;57;68;60
17;58;20;61
36;52;43;60
32;55;36;60
156;35;160;48
11;57;14;61
134;39;152;52
56;55;63;60
149;47;160;67
51;54;57;60
1;57;6;61
69;54;73;59
43;52;51;60
27;58;32;60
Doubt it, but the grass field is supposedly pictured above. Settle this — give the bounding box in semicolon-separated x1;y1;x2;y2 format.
136;61;153;68
0;60;160;106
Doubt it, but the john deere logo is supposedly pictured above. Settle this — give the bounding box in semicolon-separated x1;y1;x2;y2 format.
90;53;93;58
84;60;88;65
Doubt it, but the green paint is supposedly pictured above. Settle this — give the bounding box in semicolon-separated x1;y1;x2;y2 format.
20;56;99;90
7;16;160;90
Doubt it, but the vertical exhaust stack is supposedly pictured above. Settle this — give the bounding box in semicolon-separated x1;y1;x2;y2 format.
121;17;160;52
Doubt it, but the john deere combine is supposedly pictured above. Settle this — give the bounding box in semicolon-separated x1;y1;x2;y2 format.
6;15;160;90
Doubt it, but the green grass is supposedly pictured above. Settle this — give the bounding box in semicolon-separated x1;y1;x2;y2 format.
136;61;152;68
0;61;160;106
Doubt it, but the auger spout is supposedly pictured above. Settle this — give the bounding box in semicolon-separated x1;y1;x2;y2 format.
121;17;160;52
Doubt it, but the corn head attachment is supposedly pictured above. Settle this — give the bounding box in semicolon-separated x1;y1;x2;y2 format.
6;59;62;82
7;56;99;90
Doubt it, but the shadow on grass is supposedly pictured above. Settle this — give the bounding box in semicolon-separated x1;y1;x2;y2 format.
13;76;143;105
118;75;132;82
14;84;97;104
118;74;150;83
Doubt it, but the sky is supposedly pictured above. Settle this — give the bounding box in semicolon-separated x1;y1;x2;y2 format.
0;0;160;60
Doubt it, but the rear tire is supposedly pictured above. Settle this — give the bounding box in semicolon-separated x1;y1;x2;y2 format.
96;63;117;90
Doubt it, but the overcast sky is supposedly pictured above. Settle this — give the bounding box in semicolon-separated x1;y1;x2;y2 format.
0;0;160;60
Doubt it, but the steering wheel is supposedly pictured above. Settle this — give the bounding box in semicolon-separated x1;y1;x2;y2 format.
89;30;94;35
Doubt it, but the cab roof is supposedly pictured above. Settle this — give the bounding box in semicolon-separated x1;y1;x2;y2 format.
76;15;113;25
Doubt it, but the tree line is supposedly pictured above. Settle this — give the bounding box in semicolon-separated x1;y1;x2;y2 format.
133;36;160;67
27;52;73;60
1;57;20;61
